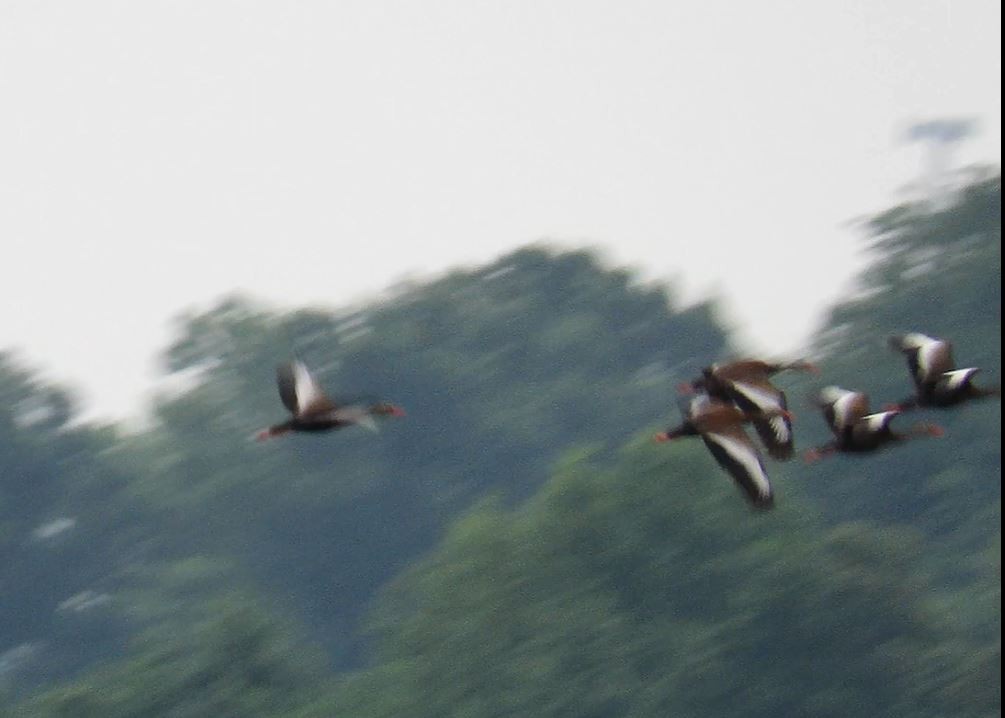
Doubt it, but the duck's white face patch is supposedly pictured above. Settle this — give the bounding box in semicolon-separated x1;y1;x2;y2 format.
331;407;380;432
355;415;379;433
689;394;713;415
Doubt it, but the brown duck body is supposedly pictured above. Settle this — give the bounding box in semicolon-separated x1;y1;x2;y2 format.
806;386;942;460
686;359;817;460
838;411;912;452
657;395;783;509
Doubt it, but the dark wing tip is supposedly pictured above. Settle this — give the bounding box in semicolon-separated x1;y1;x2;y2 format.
275;363;299;414
751;414;794;461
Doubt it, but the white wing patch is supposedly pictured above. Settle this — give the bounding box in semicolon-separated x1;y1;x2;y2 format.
862;411;897;432
832;391;865;428
729;381;782;412
705;431;771;500
819;385;853;406
917;337;948;379
940;368;977;391
901;332;938;350
292;361;325;411
766;414;790;443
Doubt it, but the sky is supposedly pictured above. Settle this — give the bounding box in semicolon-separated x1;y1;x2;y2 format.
1;0;1001;423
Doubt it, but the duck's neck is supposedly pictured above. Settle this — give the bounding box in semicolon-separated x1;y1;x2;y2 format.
974;384;1001;399
256;421;294;441
804;443;838;462
658;423;699;441
906;423;944;440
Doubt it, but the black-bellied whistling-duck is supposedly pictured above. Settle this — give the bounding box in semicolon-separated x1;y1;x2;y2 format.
805;385;943;461
814;385;870;437
655;395;789;509
888;333;1000;409
255;361;405;441
679;359;818;460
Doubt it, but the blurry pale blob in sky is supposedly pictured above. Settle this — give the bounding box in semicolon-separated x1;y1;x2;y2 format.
0;0;1000;421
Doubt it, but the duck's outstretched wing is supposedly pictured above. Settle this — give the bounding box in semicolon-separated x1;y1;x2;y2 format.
816;386;869;438
332;405;380;432
720;379;793;460
701;425;774;509
890;334;954;390
277;361;336;416
849;410;900;443
935;367;981;394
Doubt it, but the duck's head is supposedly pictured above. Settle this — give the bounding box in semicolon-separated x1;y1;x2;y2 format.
787;359;821;374
654;424;693;442
370;402;406;418
677;378;705;395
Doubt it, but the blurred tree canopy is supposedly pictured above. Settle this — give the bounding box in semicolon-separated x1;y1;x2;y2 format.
4;173;1000;717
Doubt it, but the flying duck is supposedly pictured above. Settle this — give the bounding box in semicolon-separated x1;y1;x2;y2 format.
888;333;1000;409
255;361;405;441
804;385;942;461
679;359;818;460
655;395;788;509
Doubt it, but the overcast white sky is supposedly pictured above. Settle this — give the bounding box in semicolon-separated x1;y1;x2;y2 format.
1;0;1001;423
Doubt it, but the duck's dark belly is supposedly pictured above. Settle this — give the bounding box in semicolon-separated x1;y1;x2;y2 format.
920;390;967;408
840;432;895;453
292;419;348;433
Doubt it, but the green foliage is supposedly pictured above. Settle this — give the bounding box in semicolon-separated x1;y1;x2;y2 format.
0;355;136;697
331;442;995;717
17;602;324;718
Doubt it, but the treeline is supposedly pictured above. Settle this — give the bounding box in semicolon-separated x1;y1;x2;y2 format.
1;170;999;716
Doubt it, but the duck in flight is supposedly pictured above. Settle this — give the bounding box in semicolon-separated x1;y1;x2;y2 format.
655;394;789;509
679;359;818;460
255;361;405;441
887;333;1000;410
804;385;943;461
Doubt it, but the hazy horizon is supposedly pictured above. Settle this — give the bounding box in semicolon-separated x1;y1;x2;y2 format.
1;0;1000;422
